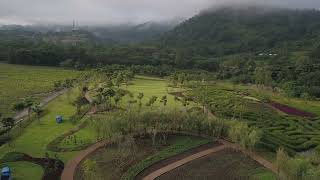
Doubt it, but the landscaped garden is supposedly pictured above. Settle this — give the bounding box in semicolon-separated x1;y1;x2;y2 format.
0;66;319;180
190;82;320;154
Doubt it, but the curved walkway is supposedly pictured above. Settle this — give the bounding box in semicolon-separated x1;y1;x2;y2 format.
142;145;227;180
142;139;277;180
61;140;111;180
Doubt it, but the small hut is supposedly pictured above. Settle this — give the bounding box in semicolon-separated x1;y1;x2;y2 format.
56;115;63;124
1;166;11;179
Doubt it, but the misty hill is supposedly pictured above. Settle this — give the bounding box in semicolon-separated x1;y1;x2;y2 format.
161;6;320;56
86;20;182;43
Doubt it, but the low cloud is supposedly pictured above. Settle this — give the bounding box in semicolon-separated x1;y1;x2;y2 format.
0;0;320;25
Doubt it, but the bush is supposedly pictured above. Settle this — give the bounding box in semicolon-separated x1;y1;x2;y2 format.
1;152;25;162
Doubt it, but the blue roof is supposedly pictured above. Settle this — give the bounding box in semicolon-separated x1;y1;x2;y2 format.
1;167;10;173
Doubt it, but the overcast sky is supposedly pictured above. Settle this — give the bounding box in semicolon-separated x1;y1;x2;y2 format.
1;0;320;25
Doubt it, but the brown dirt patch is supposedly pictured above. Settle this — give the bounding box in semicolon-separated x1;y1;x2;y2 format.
135;142;221;180
156;148;269;180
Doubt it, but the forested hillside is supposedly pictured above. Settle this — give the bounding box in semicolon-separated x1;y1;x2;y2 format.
162;6;320;56
1;6;320;98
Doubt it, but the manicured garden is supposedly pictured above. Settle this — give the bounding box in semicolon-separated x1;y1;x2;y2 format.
191;82;320;154
0;67;319;180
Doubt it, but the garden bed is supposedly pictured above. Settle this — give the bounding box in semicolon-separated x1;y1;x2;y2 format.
157;148;276;180
75;135;210;180
135;142;220;180
270;101;315;118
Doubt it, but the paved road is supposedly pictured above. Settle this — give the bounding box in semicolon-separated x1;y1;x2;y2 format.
13;89;68;122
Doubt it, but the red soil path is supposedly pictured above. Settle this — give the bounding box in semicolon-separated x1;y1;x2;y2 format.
270;101;315;118
61;140;111;180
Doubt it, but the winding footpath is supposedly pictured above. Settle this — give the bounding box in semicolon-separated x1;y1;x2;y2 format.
61;140;111;180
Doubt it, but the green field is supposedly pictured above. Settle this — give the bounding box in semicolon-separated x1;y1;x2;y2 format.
0;161;44;180
0;75;188;180
0;87;82;179
58;76;190;150
0;63;80;116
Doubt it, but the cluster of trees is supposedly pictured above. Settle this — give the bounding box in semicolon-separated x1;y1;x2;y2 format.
12;99;43;122
276;147;320;180
0;114;15;136
216;54;320;98
89;107;262;152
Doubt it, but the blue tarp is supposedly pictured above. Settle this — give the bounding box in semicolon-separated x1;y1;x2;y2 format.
56;115;63;124
1;166;10;176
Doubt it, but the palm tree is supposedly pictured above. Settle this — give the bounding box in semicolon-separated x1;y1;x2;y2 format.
113;95;122;108
32;104;43;123
73;96;90;114
137;93;144;106
146;96;158;110
12;102;25;113
24;99;34;120
160;95;168;106
1;117;15;136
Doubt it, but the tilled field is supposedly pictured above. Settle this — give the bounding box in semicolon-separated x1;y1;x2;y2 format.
157;148;275;180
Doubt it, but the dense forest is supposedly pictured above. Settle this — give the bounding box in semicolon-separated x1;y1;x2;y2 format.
0;6;320;98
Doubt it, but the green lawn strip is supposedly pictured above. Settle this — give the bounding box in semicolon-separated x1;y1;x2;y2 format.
0;161;44;180
123;77;194;109
121;136;211;180
0;63;80;116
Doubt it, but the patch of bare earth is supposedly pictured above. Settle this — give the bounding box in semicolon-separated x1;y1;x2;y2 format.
156;148;267;180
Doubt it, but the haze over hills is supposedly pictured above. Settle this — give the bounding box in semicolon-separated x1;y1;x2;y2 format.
0;18;183;43
161;6;320;56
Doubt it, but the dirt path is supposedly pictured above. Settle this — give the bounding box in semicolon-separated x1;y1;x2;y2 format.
13;89;68;122
142;145;227;180
142;139;277;180
61;140;111;180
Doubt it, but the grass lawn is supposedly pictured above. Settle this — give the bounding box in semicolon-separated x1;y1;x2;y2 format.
0;63;80;116
59;76;193;151
0;88;83;179
123;76;194;109
0;161;44;180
